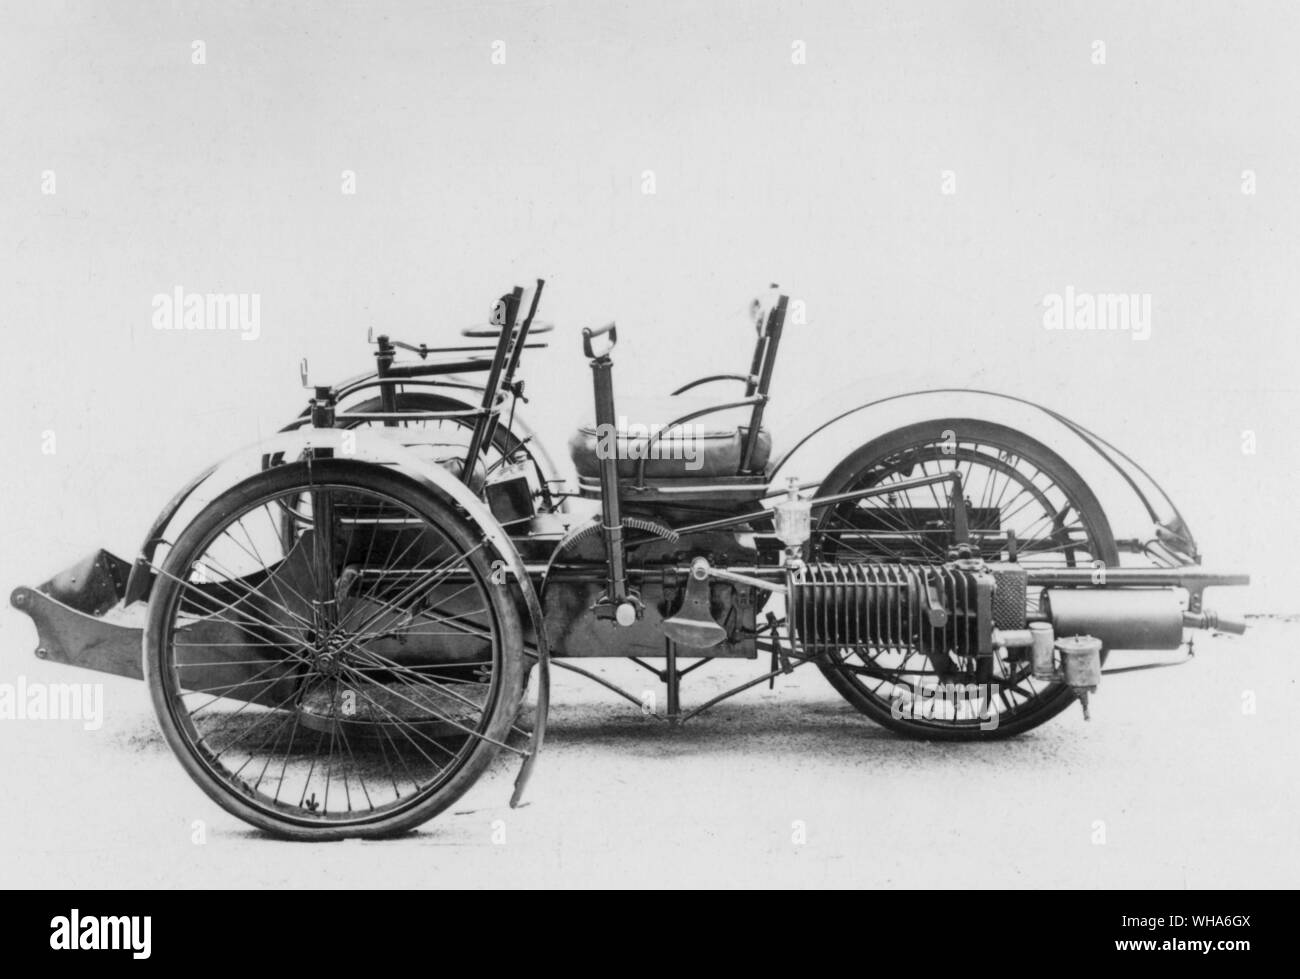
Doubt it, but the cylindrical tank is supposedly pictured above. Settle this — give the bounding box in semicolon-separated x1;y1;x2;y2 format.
1056;635;1103;691
1040;589;1183;651
1029;622;1056;681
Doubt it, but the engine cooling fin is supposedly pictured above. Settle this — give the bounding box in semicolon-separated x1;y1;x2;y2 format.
788;561;996;658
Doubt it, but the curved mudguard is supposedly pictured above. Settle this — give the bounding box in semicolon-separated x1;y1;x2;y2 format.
771;387;1201;564
14;428;552;807
307;371;568;495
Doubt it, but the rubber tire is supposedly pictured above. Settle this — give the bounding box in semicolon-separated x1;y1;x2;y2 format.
144;459;527;840
812;418;1118;740
337;391;529;460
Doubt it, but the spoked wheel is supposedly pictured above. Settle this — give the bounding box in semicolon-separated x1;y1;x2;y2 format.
272;391;554;550
809;418;1118;739
144;459;527;839
334;391;540;483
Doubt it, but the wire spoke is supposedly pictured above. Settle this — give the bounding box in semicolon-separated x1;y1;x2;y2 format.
153;471;520;829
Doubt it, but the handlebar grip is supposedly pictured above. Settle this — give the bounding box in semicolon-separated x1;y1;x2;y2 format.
582;322;618;359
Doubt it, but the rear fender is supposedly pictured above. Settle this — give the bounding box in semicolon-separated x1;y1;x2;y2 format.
292;374;566;490
771;387;1199;565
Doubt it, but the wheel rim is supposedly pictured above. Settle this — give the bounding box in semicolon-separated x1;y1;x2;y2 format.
153;473;517;828
811;425;1116;733
274;393;545;551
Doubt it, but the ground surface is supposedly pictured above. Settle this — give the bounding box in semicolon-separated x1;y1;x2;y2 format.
1;620;1295;889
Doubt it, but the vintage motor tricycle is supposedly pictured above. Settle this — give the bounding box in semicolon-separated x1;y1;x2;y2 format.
11;280;1249;839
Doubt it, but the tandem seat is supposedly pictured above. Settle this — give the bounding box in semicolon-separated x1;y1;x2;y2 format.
568;293;788;512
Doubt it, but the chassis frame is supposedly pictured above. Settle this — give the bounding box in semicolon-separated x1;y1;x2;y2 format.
10;277;1250;836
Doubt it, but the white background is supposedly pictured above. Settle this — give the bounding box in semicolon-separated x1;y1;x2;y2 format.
2;2;1290;612
0;0;1296;891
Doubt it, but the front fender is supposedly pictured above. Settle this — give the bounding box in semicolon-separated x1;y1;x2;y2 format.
125;427;550;807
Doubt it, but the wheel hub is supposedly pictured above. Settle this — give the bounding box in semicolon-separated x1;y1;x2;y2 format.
312;633;348;675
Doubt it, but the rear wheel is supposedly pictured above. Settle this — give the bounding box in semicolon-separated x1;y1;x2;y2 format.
335;391;537;481
809;419;1117;739
144;459;527;839
272;390;554;550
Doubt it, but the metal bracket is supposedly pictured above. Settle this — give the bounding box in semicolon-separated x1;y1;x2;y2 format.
662;560;728;649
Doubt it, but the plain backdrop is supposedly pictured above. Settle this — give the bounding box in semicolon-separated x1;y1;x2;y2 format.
1;0;1295;616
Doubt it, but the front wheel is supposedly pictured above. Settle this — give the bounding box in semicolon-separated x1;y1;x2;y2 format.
809;418;1118;740
144;459;527;839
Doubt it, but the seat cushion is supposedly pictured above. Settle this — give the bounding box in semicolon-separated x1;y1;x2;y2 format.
568;396;771;480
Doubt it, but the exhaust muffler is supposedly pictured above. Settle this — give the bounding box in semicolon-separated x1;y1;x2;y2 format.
1040;589;1185;652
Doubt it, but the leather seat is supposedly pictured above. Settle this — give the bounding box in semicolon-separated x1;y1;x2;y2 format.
568;396;771;480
